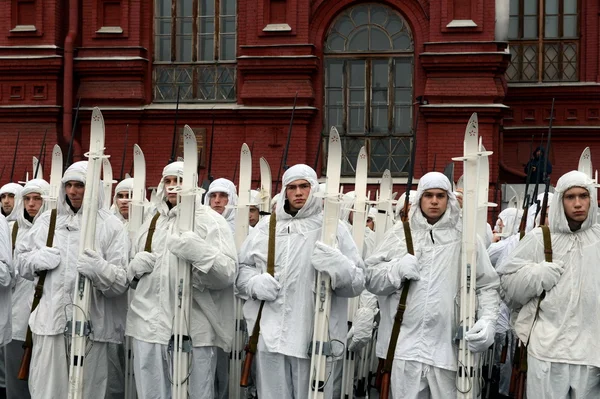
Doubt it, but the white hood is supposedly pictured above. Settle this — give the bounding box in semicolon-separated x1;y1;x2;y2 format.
203;178;238;223
549;170;597;234
276;164;322;221
0;182;24;222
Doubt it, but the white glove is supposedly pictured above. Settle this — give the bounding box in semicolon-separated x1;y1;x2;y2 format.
388;254;420;288
128;252;157;286
34;247;62;272
347;307;376;352
311;241;354;289
247;273;281;302
168;231;217;273
76;249;115;291
465;318;496;353
538;260;564;292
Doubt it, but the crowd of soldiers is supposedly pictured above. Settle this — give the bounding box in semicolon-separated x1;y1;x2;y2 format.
0;154;598;399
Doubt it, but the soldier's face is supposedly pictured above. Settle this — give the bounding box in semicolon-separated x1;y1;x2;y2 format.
65;181;85;210
420;189;448;224
209;192;229;214
285;179;311;212
116;191;131;219
0;193;15;215
163;175;180;206
249;206;260;227
563;187;590;223
24;193;44;218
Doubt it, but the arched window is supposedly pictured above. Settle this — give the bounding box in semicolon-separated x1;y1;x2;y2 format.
324;4;414;176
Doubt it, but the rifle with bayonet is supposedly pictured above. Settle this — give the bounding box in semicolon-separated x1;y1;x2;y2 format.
201;115;215;194
167;87;181;165
34;129;48;179
65;97;82;169
119;124;129;180
273;92;298;194
10;131;20;182
518;136;535;238
379;96;423;399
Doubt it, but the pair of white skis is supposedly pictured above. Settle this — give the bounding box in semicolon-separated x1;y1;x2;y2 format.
452;113;494;399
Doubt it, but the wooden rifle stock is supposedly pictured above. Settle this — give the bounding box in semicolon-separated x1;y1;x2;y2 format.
18;209;57;380
239;213;276;388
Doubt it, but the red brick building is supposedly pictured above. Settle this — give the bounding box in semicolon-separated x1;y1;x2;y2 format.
0;0;598;199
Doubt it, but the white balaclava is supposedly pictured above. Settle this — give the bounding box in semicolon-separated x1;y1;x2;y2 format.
155;161;184;207
112;178;134;219
410;171;460;228
526;192;554;233
203;178;239;222
549;170;597;234
496;207;523;237
59;161;103;214
19;178;50;223
0;182;24;221
276;164;321;219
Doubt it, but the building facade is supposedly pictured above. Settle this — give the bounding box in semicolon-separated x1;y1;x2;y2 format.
0;0;597;203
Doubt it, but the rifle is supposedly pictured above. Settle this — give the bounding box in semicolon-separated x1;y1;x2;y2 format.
379;96;423;399
518;136;534;238
10;131;20;181
65;97;82;169
312;130;323;172
538;98;554;226
274;92;298;193
119;124;129;180
168;86;181;165
34;129;48;179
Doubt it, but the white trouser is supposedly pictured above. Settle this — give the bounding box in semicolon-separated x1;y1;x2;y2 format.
132;339;217;399
527;354;600;399
4;339;31;398
105;342;125;399
29;334;108;399
255;338;339;399
214;347;229;399
390;359;456;399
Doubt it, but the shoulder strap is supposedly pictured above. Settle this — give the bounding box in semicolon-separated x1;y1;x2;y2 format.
540;225;552;262
11;222;18;252
144;212;160;253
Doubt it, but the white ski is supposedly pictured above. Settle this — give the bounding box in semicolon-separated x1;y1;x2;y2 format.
259;157;272;215
309;126;342;399
124;144;146;399
170;125;198;399
47;145;62;209
374;170;393;245
32;156;43;180
578;147;592;179
230;143;252;398
68;107;106;399
477;141;496;241
451;113;492;399
340;146;368;399
102;157;115;209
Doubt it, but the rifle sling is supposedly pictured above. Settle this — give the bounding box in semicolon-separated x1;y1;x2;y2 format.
24;208;58;349
383;220;414;373
522;224;552;372
12;222;18;253
248;212;277;354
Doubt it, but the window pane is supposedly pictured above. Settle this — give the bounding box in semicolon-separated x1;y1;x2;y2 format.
350;90;364;103
157;18;171;35
372;106;387;134
157;37;171;61
328;107;343;131
524;0;538;14
372;60;388;89
392;33;412;50
371;5;388;25
156;0;171;17
509;0;519;14
200;17;214;34
177;36;192;61
178;0;193;17
545;16;558;38
564;0;577;14
349;107;365;133
370;27;392;51
523;16;538;38
326;60;343;87
508;17;518;39
199;35;214;60
395;106;411;134
327;89;342;106
200;0;214;16
351;5;368;25
394;58;412;87
326;34;345;52
221;16;236;33
222;0;236;15
348;28;368;51
178;18;193;35
220;35;236;60
385;13;404;36
349;61;365;86
394;88;412;104
545;0;558;14
563;15;577;38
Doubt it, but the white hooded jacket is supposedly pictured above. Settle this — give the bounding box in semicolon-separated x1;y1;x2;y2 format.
0;182;23;226
15;162;129;342
126;162;238;351
236;164;365;359
498;171;600;367
11;179;49;341
365;172;500;371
